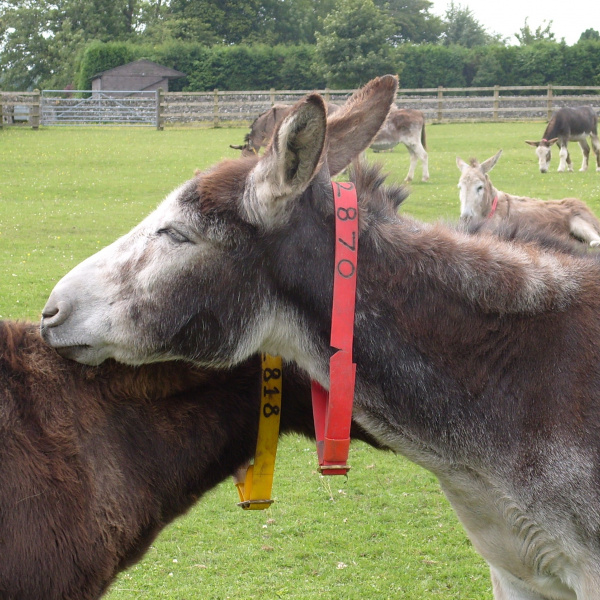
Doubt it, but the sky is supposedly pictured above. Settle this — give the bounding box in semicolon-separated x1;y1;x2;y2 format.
429;0;600;45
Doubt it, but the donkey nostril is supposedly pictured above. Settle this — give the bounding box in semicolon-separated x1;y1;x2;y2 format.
42;306;59;319
41;299;72;327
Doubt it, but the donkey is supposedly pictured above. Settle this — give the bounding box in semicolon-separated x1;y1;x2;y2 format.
41;74;600;599
230;102;341;156
525;106;600;173
370;105;429;182
0;320;383;599
457;149;600;247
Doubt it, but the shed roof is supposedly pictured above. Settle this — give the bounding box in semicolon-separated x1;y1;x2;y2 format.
92;59;185;80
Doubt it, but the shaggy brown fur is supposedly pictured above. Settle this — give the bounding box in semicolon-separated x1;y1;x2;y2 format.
0;321;379;599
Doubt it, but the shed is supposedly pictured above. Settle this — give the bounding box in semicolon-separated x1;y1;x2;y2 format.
91;60;185;95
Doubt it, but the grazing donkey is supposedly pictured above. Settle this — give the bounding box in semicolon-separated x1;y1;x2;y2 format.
1;320;382;599
42;74;600;599
370;105;429;182
525;106;600;173
230;102;341;155
232;102;428;182
457;149;600;247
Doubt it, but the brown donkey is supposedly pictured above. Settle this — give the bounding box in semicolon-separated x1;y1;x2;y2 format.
0;320;380;598
42;75;600;599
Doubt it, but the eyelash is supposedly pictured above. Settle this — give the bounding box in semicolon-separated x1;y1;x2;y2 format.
157;228;191;244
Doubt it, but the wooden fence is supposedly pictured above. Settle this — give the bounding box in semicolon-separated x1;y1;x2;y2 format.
0;91;40;129
3;85;600;129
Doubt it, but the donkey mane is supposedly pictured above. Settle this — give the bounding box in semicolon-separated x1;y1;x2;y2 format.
350;160;408;221
350;162;584;316
0;320;208;400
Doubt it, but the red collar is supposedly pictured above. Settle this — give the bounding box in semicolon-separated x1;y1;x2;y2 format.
311;181;358;476
488;195;499;219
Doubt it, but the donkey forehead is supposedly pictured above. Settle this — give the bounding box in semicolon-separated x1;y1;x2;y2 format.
196;156;260;214
151;157;259;218
459;169;486;188
536;145;551;157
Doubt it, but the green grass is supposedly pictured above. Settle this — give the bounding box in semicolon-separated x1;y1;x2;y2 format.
1;122;600;599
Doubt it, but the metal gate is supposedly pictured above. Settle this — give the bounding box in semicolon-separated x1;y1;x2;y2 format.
41;90;158;126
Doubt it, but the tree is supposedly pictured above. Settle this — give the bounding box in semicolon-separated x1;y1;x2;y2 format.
373;0;444;44
441;2;500;48
578;29;600;43
0;0;148;90
163;0;279;45
315;0;400;88
259;0;337;45
515;18;556;45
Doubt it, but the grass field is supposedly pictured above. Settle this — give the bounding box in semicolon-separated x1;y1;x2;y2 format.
2;122;600;599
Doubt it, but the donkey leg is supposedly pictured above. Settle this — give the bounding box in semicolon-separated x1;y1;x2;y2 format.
570;216;600;247
558;145;572;172
577;572;600;600
416;142;429;182
590;133;600;171
490;567;549;600
403;143;418;182
578;140;590;172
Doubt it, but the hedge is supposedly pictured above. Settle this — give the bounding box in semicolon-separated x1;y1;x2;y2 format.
77;40;600;92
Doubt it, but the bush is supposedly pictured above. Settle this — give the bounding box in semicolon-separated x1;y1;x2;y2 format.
398;44;469;88
77;42;325;91
76;39;600;93
77;42;141;90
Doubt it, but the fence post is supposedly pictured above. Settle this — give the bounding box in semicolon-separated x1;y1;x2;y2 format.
324;88;331;103
213;89;220;128
270;88;275;105
493;85;500;121
0;94;3;130
437;86;444;122
547;85;553;120
156;88;164;130
30;89;40;129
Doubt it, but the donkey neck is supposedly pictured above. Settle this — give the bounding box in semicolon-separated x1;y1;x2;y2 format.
271;204;589;462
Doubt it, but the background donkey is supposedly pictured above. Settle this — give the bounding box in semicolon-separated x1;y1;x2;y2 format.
525;106;600;173
369;105;429;182
41;75;600;599
229;102;341;155
0;320;380;599
231;101;428;182
457;149;600;247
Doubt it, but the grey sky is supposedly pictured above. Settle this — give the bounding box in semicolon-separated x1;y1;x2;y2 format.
429;0;598;45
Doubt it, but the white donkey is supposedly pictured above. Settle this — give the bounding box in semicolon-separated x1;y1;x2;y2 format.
457;149;600;247
370;105;429;182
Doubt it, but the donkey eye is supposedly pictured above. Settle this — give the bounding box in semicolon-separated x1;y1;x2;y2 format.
157;228;191;244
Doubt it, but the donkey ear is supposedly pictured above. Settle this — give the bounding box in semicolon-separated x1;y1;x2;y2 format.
244;95;327;225
326;75;399;176
480;149;502;174
456;156;469;172
525;140;540;147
